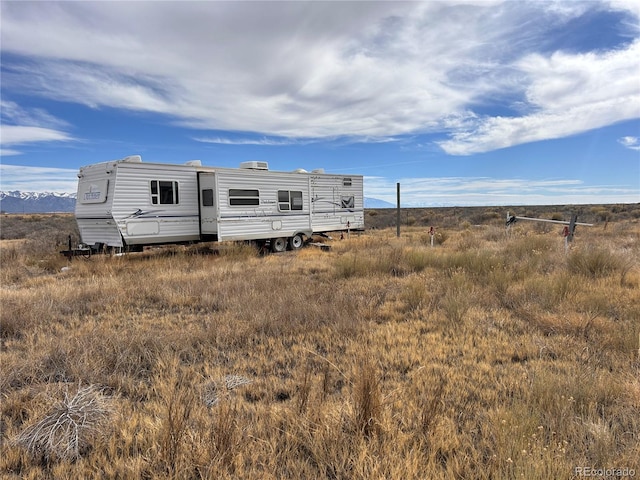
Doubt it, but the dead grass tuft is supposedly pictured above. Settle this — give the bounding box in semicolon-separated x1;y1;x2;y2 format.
353;360;382;439
13;384;113;463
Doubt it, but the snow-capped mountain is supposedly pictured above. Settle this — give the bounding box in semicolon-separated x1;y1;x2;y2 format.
0;191;76;213
364;197;395;208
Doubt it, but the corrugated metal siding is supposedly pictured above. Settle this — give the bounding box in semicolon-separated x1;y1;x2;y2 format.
75;162;116;218
310;174;364;232
75;162;122;246
216;169;313;241
112;162;200;245
77;219;123;247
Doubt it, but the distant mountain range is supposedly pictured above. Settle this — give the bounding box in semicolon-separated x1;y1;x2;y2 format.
0;191;77;213
0;191;395;213
363;197;395;208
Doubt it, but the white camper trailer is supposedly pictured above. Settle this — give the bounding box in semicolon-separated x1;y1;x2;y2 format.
75;155;364;252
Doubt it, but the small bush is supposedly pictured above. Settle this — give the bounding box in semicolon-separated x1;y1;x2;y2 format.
334;246;407;277
420;231;448;246
567;246;623;278
0;299;33;340
439;275;472;323
504;235;555;258
403;248;432;272
401;281;431;312
440;288;470;323
590;207;610;222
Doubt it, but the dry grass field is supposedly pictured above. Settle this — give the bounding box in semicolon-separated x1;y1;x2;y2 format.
1;209;639;479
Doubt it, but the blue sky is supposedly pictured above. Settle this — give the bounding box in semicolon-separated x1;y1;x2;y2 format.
1;0;638;206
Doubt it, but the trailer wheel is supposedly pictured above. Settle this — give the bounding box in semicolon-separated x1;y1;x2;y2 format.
289;234;304;251
271;237;288;253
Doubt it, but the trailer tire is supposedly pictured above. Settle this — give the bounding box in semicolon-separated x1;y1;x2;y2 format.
271;237;288;253
289;234;304;251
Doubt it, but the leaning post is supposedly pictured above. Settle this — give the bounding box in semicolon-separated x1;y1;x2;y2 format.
568;214;578;242
396;182;401;238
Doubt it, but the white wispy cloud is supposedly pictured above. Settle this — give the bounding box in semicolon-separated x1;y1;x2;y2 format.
0;126;75;156
193;135;400;146
1;100;70;129
0;1;637;154
0;149;22;156
193;136;309;146
1;125;73;145
0;101;75;154
0;164;78;192
619;136;640;150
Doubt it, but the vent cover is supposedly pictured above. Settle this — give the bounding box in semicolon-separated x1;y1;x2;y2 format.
239;161;269;170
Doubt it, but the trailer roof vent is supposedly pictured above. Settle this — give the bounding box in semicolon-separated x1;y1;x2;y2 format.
293;168;308;173
122;155;142;163
185;160;202;166
240;161;269;170
311;168;325;174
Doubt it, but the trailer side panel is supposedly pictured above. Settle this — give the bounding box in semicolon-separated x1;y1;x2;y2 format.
310;174;364;233
111;162;200;246
216;169;313;241
75;162;122;247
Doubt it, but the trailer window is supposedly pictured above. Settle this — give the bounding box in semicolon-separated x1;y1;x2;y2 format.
341;196;355;209
202;189;214;207
343;178;352;187
229;189;259;206
278;190;303;211
151;180;179;205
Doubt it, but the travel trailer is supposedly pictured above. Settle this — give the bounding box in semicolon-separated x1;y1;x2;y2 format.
74;155;364;252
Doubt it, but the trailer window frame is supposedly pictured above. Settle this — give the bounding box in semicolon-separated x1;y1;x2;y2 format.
229;189;260;206
150;180;179;205
201;188;214;207
277;190;303;212
341;195;355;209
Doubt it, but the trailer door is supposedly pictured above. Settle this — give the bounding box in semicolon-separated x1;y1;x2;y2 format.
198;172;218;235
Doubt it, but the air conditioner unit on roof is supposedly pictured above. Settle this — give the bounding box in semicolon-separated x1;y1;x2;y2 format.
239;161;269;170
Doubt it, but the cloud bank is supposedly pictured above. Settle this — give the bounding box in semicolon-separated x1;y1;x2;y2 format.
1;1;638;155
0;164;78;192
365;176;640;206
